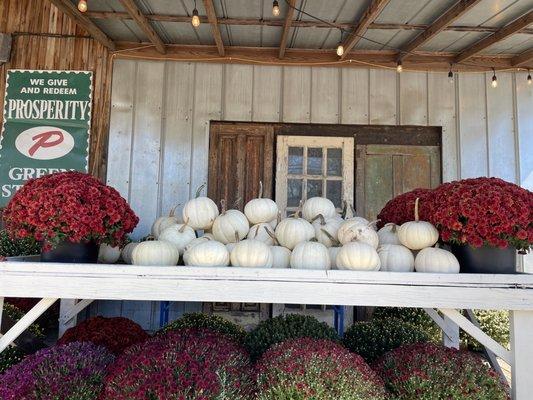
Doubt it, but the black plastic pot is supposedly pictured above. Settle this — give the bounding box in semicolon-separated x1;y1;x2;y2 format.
40;241;98;263
450;244;516;274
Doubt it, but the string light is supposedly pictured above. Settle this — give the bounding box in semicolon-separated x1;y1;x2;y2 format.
77;0;87;13
448;64;454;83
272;1;280;16
396;61;402;73
491;67;498;88
528;70;532;85
191;0;200;28
336;30;344;57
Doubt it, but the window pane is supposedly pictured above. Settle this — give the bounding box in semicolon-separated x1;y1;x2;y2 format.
307;179;323;198
307;148;322;175
326;180;342;208
287;179;302;207
288;147;303;174
327;148;342;176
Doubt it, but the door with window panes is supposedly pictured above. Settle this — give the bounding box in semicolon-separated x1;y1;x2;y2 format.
274;136;354;325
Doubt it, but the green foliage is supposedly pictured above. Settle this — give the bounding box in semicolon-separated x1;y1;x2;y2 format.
0;346;25;374
245;314;339;360
0;230;40;257
159;313;246;344
2;303;45;339
343;318;429;362
372;307;510;351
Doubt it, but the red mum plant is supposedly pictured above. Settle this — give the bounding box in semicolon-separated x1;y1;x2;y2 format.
58;316;149;355
376;188;432;229
3;171;138;251
373;342;509;400
425;177;532;251
256;337;387;400
102;328;254;400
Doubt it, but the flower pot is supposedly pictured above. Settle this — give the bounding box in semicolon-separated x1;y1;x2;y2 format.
40;241;98;263
450;244;516;274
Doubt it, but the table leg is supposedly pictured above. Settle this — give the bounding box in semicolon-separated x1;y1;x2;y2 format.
0;297;4;332
510;310;533;399
59;299;78;338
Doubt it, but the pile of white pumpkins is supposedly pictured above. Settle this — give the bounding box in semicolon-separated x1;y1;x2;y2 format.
98;188;460;274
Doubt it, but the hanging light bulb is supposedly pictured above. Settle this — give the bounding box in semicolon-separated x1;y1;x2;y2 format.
448;64;454;83
336;30;344;57
491;68;498;88
77;0;88;12
191;1;200;28
396;61;403;73
272;1;280;16
528;70;532;85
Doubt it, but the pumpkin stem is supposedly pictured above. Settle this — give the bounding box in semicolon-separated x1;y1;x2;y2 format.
195;183;206;198
220;199;227;214
341;200;348;219
178;223;187;233
264;226;278;245
368;219;380;228
414;197;420;222
232;197;242;209
169;204;179;217
276;210;282;225
321;228;339;245
234;231;240;242
258;181;263;199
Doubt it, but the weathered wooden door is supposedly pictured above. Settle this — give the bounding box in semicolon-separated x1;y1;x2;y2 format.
356;144;441;221
206;123;274;328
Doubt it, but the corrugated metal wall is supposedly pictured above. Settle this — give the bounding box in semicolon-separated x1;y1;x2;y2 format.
100;59;533;330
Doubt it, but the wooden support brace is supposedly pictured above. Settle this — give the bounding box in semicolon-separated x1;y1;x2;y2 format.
0;298;57;353
59;299;94;325
424;308;459;347
439;308;512;363
0;297;4;333
59;299;78;338
510;310;533;399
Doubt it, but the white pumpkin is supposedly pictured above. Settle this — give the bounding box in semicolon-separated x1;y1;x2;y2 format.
98;244;121;264
398;198;439;250
302;197;336;221
312;214;342;248
230;239;273;268
247;223;277;246
275;214;315;250
378;223;401;245
212;202;249;244
378;244;414;272
336;242;381;271
132;241;179;266
244;181;279;224
338;220;378;246
270;246;291;268
182;184;219;230
151;206;180;239
328;247;341;269
202;232;215;240
185;236;211;252
159;224;196;255
290;241;331;270
351;223;380;249
121;242;138;264
415;247;460;273
185;241;230;267
226;242;238;253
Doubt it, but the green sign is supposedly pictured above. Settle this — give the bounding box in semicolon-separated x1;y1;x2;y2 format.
0;70;92;207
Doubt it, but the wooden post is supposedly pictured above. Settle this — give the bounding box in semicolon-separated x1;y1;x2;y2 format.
59;299;78;338
442;315;460;349
510;310;533;399
0;297;3;333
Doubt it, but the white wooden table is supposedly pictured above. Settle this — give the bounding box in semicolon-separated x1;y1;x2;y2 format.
0;262;532;399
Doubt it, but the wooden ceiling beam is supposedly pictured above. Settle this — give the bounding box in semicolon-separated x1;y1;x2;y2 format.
113;42;531;71
512;48;533;66
399;0;483;62
340;0;391;60
203;0;225;56
279;0;297;59
47;0;116;50
118;0;165;54
455;10;533;63
84;11;533;35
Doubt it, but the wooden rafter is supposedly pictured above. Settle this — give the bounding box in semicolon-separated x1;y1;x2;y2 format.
84;11;533;35
279;0;297;59
118;0;165;54
203;0;225;56
455;10;533;63
340;0;391;60
398;0;483;62
47;0;115;50
512;48;533;66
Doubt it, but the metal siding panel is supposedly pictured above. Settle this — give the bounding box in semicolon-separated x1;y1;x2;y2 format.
480;33;533;55
282;66;311;123
486;72;517;182
369;69;397;124
252;65;282;122
420;31;488;52
516;71;533;190
428;72;458;182
224;64;253;121
129;61;165;239
341;68;370;124
458;73;488;178
400;71;428;125
160;62;195;217
454;0;533;27
311;67;339;123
